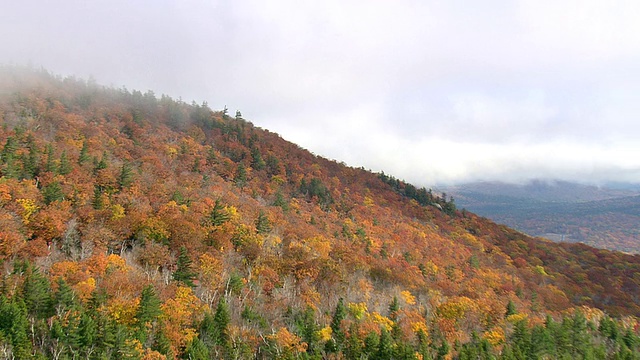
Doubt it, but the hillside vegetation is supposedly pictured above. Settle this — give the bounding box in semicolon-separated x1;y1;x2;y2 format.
1;67;640;359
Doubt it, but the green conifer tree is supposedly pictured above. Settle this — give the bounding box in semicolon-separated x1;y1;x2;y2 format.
22;263;52;319
209;199;230;226
42;181;64;204
58;150;72;175
363;331;380;357
118;162;134;189
93;151;108;174
54;277;77;314
344;323;363;360
44;143;57;173
136;285;162;325
21;135;39;179
295;307;319;354
234;163;247;188
212;299;231;349
272;190;289;211
326;298;347;353
78;312;97;352
78;141;90;165
375;327;394;360
185;337;210;360
255;210;271;235
0;296;32;359
1;136;18;162
135;285;162;345
505;300;517;318
92;185;104;210
173;246;197;287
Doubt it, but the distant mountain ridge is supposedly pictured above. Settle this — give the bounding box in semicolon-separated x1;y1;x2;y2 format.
449;180;638;203
447;180;640;253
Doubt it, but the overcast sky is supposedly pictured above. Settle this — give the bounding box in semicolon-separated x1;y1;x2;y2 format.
2;1;640;185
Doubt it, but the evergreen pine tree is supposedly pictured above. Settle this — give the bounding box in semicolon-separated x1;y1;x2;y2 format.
234;162;247;188
58;150;72;175
92;185;104;210
1;136;18;163
112;323;138;359
505;300;517;318
511;319;531;358
22;264;52;319
363;331;380;358
375;328;394;360
3;153;20;178
135;285;162;344
42;181;64;204
78;141;90;165
212;298;231;350
93;310;116;356
250;146;265;170
62;312;82;354
200;311;216;349
255;210;271;235
173;246;197;287
388;296;402;341
93;151;108;174
344;323;363;360
185;337;210;360
0;297;32;359
54;277;77;314
569;311;590;358
436;340;450;360
295;307;319;354
45;143;57;173
78;312;97;351
388;296;399;321
326;298;347;353
136;285;162;325
530;324;554;358
209;199;230;226
272;190;289;211
117;162;134;189
21;135;39;179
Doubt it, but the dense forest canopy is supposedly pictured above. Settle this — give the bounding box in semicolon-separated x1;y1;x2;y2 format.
0;67;640;359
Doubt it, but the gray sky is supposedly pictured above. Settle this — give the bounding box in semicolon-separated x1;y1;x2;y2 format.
2;0;640;185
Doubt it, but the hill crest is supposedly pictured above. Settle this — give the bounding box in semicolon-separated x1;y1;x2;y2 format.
1;67;640;358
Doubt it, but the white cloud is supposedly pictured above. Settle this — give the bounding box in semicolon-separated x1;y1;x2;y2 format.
2;0;640;185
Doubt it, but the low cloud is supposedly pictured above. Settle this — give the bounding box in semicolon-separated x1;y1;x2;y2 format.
2;0;640;185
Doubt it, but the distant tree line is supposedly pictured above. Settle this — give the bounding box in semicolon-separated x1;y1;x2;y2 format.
378;172;456;216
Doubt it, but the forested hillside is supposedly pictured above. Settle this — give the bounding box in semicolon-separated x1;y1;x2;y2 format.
1;67;640;359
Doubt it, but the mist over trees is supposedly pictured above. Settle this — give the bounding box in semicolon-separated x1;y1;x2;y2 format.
0;67;639;358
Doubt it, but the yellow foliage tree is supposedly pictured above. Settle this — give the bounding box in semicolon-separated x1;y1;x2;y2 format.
161;286;206;353
401;290;416;305
483;327;506;346
268;327;308;358
107;297;141;326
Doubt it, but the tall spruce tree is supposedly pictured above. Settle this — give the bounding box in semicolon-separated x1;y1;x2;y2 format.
326;298;347;353
135;285;162;344
21;263;52;319
58;150;72;175
173;246;197;287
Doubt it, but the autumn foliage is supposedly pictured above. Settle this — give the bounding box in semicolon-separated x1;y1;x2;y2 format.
0;67;640;358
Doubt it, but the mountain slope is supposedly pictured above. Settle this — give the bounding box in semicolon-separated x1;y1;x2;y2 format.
1;67;640;358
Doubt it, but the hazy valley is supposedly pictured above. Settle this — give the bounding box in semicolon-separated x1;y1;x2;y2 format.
447;181;640;253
